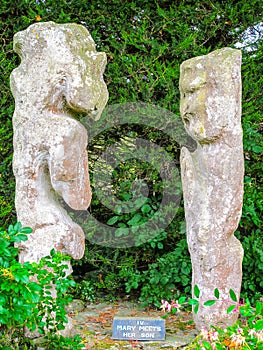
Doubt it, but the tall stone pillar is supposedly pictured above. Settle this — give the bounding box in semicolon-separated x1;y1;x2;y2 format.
11;22;108;269
179;48;244;329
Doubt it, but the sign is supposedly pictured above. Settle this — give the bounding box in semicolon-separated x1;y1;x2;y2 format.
112;317;165;341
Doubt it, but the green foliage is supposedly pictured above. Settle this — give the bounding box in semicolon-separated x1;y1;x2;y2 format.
71;280;96;303
163;288;263;349
0;223;84;349
119;236;191;306
0;0;262;306
190;300;263;349
36;334;85;350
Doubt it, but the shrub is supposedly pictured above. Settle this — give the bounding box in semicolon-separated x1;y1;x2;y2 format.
0;222;84;349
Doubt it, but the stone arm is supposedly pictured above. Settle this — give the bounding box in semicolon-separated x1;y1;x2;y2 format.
48;119;91;210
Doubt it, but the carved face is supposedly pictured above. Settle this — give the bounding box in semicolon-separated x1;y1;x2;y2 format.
179;64;208;143
179;51;240;144
12;22;108;119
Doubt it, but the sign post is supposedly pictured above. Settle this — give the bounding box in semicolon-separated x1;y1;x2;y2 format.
112;317;165;341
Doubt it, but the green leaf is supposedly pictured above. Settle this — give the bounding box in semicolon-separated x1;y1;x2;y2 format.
127;213;142;226
115;227;129;237
202;341;213;349
194;304;199;314
194;285;200;298
227;305;236;314
107;216;119;225
255;319;263;331
14;222;22;232
8;224;14;233
188;299;198;305
157;242;163;249
141;204;151;214
214;288;220;299
178;296;186;304
20;227;33;234
114;206;122;215
204;300;216;307
12;234;29;243
229;289;237;302
252;145;262;153
13;272;29;284
255;301;262;316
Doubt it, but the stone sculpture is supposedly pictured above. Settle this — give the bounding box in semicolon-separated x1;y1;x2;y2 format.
179;48;244;329
11;22;108;270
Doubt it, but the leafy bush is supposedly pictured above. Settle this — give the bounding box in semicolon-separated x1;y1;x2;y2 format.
0;222;84;349
119;235;191;306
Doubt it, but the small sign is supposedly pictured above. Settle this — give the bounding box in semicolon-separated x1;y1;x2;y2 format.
112;317;165;341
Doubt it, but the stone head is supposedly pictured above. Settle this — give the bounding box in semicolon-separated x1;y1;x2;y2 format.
179;48;241;144
11;21;108;119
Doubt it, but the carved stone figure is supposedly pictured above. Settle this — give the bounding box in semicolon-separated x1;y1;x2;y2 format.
11;22;108;269
179;48;244;329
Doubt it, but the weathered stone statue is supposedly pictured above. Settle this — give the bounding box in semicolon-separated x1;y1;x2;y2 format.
179;48;244;329
11;22;108;269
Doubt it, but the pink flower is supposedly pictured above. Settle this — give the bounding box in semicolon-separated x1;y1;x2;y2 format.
200;327;219;342
160;300;171;312
171;299;181;312
230;332;246;346
249;329;263;342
